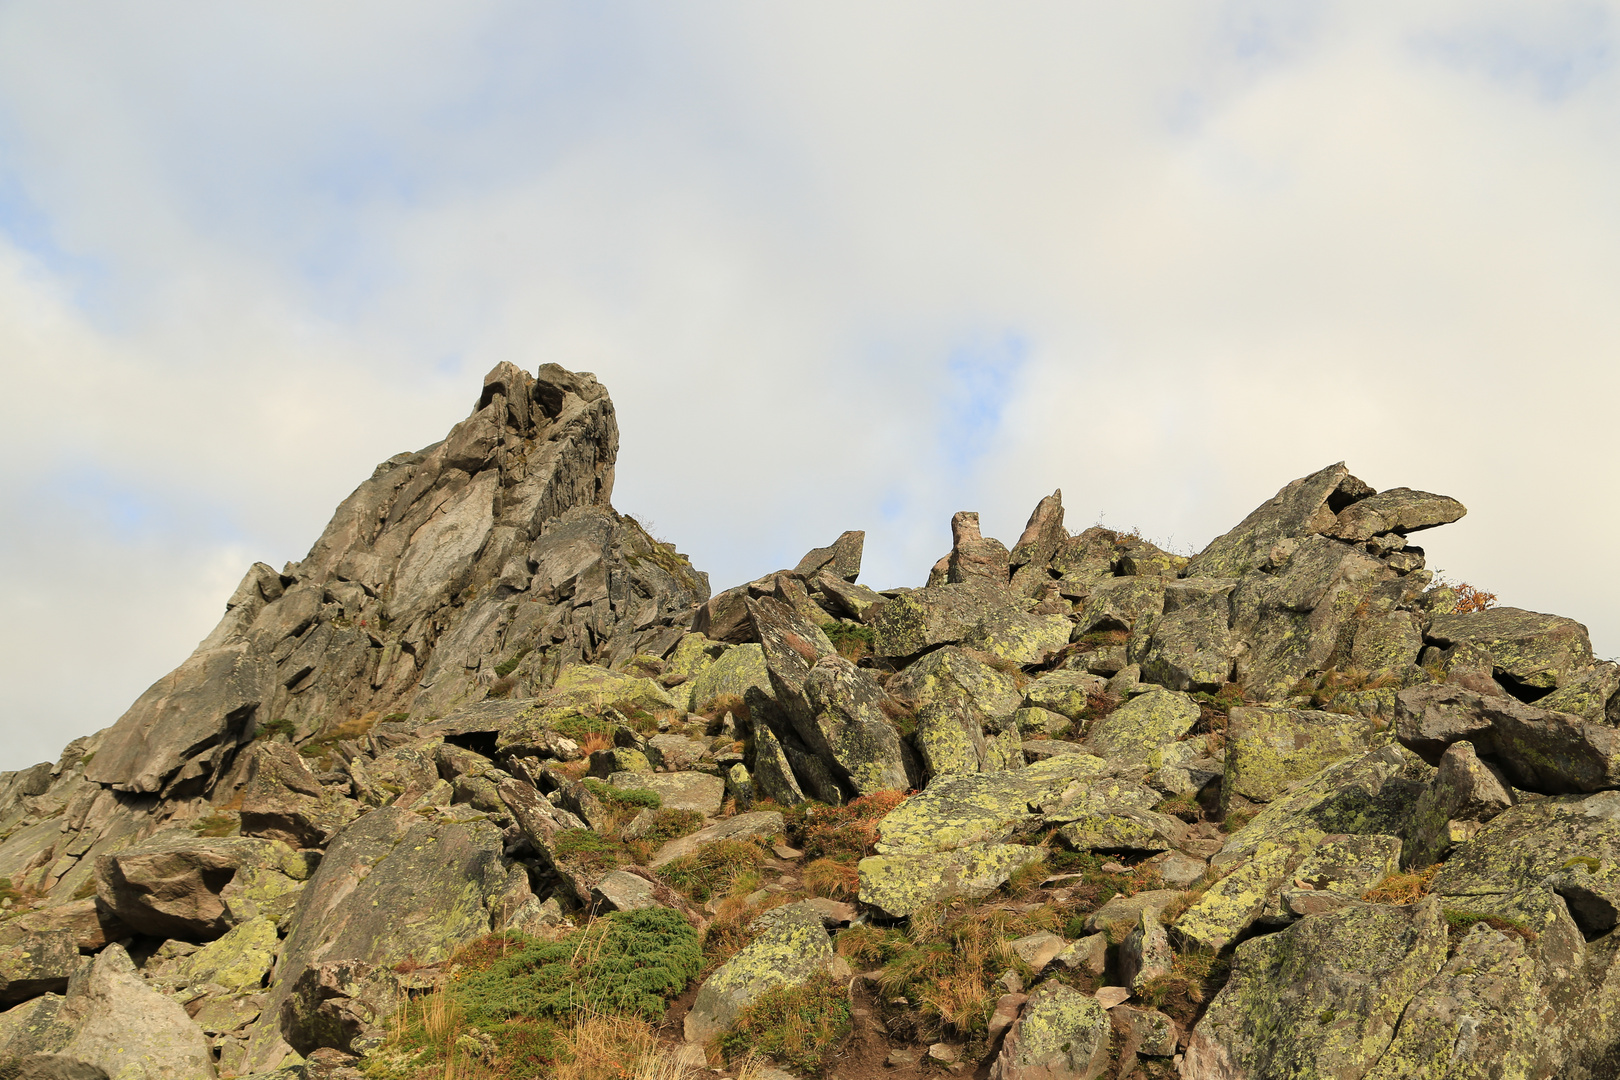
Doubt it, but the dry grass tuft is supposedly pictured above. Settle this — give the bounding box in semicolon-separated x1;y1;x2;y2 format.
803;857;860;901
1362;864;1441;904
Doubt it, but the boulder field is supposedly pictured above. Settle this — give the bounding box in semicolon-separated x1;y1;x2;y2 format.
2;363;1617;1079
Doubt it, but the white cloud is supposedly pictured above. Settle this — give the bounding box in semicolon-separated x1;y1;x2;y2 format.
3;2;1620;768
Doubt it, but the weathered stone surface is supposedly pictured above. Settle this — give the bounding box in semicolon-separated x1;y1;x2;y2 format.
874;756;1107;856
1083;890;1184;940
1053;933;1107;976
1395;683;1620;794
946;512;1011;589
800;656;909;796
83;645;272;798
961;610;1072;666
94;832;309;941
1009;931;1066;973
1186;462;1366;580
870;585;1013;659
1426;607;1595;694
1022;671;1106;723
990;980;1110;1080
10;899;128;953
793;530;864;583
1135;578;1239;693
1174;840;1304;952
1076;576;1165;635
174;916;278;995
1009;490;1066;597
685;644;771;714
895;646;1023;722
1183;898;1446;1080
609;771;724;815
1223;706;1379;807
1327;487;1466;542
749;722;806;807
1113;1004;1177;1059
813;573;886;623
0;925;78;1004
1405;740;1514;868
1085;688;1199;770
1120;910;1172;993
685;902;832;1044
591;870;661;913
51;944;216;1080
649;811;784;869
241;809;514;1070
858;843;1045;918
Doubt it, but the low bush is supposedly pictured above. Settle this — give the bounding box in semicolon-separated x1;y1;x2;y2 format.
803;857;859;901
1443;908;1537;946
552;829;624;875
254;717;296;741
822;623;875;663
369;910;701;1080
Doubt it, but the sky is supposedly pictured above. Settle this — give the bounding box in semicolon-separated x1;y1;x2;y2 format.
2;2;1618;770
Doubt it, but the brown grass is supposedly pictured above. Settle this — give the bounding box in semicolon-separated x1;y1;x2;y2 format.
553;1011;702;1080
1362;864;1440;904
803;857;860;901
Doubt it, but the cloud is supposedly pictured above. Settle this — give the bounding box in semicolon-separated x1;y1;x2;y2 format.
3;1;1620;768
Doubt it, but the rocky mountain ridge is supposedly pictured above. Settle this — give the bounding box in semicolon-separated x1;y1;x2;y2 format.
2;363;1618;1080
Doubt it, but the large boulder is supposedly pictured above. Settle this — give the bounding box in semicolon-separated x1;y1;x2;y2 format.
684;901;833;1044
859;843;1047;919
800;657;910;796
0;925;79;1004
870;585;1015;659
94;832;310;941
1326;487;1466;542
1424;608;1595;696
12;943;218;1080
990;980;1111;1080
1395;683;1620;794
1222;706;1380;808
792;530;864;582
1085;688;1199;771
1186;462;1372;579
685;644;771;714
1183;899;1446;1080
240;808;518;1070
1403;740;1514;868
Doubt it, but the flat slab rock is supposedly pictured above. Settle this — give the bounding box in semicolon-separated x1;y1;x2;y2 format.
609;770;725;814
649;810;785;869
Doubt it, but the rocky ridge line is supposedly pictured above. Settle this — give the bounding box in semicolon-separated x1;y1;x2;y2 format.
2;363;1618;1080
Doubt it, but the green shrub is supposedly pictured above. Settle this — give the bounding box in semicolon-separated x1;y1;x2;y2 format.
638;808;703;844
718;972;852;1074
377;911;701;1080
0;877;21;905
581;779;661;810
1443;909;1537;945
822;623;875;662
551;829;623;874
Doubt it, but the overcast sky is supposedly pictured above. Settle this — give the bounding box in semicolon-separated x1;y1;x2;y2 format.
2;2;1617;770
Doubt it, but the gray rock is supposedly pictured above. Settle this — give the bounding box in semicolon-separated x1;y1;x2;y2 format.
947;511;1011;589
609;771;724;815
1395;683;1620;794
94;831;310;940
1120;909;1173;992
792;530;864;583
50;944;215;1080
1186;462;1369;579
749;722;806;807
591;870;661;913
1009;931;1066;973
1405;741;1515;868
990;980;1110;1080
1425;607;1595;694
0;925;79;1004
649;810;784;869
800;656;909;796
239;809;515;1071
1184;898;1446;1080
1327;487;1467;542
684;902;832;1044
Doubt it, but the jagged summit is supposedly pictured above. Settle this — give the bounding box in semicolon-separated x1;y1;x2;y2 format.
3;364;1620;1079
86;362;708;799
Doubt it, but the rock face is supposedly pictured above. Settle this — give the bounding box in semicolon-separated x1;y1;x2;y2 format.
84;363;707;801
11;370;1620;1078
